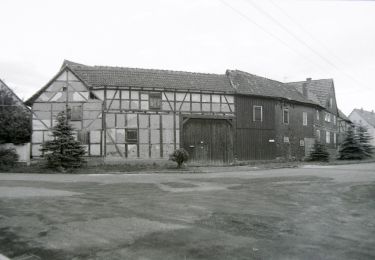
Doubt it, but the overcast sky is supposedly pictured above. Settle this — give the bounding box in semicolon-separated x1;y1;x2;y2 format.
0;0;374;115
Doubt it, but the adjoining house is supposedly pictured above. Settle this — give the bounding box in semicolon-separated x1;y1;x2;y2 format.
349;108;375;146
286;78;340;157
26;60;344;163
337;109;352;144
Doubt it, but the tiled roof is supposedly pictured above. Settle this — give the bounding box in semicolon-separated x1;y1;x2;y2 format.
352;108;375;127
286;79;334;108
226;70;318;106
65;60;234;93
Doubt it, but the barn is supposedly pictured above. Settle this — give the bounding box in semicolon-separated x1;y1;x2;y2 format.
25;61;235;164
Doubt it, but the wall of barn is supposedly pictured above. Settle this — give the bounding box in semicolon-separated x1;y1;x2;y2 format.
101;87;235;159
274;102;315;160
234;95;277;160
31;69;102;158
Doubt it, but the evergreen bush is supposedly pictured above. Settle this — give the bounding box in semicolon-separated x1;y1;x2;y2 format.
338;126;364;160
357;125;374;158
308;141;330;162
0;147;19;171
41;111;86;170
169;148;189;168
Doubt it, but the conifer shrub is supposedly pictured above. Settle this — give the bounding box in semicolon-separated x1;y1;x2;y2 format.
357;125;374;158
0;147;19;171
308;141;330;162
338;126;364;160
41;111;86;171
169;148;189;168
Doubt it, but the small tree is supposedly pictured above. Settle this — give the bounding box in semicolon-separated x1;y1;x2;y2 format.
308;141;330;162
357;125;374;158
169;148;189;168
338;126;364;160
0;147;19;171
41;111;86;170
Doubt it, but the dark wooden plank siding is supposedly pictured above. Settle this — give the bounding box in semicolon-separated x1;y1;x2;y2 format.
235;95;277;160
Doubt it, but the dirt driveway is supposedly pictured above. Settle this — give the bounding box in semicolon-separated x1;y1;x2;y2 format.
0;163;374;259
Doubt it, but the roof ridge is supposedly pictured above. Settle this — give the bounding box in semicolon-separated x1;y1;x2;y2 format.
65;60;226;77
229;69;284;85
286;78;333;84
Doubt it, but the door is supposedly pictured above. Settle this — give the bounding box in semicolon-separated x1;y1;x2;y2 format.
182;118;233;164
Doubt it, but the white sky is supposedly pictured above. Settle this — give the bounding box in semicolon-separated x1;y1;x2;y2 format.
0;0;374;115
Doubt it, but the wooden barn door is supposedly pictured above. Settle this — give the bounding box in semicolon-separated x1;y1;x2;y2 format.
182;118;233;164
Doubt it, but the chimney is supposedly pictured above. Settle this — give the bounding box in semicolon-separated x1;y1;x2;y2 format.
306;77;312;82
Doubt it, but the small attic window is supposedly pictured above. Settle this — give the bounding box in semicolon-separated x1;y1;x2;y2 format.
62;86;67;91
89;92;98;100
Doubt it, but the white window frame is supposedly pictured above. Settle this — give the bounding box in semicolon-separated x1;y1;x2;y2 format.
326;131;330;144
283;108;289;124
325;112;331;122
333;132;336;144
333;115;336;125
316;110;320;120
316;130;321;141
283;136;289;143
303;112;308;126
253;105;263;122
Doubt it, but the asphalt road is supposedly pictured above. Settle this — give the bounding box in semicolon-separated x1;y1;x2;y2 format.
0;163;374;259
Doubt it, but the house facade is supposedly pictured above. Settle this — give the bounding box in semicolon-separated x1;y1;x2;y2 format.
349;108;375;146
26;61;344;163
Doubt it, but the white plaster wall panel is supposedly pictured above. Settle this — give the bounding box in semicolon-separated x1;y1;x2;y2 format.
121;90;129;99
175;115;180;129
83;111;101;120
192;94;200;102
33;103;51;111
121;101;130;110
140;101;149;110
180;102;190;111
90;131;101;143
106;114;115;128
212;103;220;112
127;145;137;158
141;93;149;100
106;90;117;100
93;90;104;100
52;103;65;111
151;144;160;158
212;95;220;103
46;81;65;92
139;114;149;128
72;92;88;102
127;114;137;128
151;130;160;144
163;144;174;158
83;102;102;111
139;144;149;158
175;131;180;144
131;91;139;100
139;129;149;144
230;104;235;112
116;129;126;143
163;92;174;101
50;92;65;102
35;111;51;120
150;115;160;129
70;121;81;130
106;144;118;157
116;114;125;128
32;144;42;157
162;102;172;111
33;119;49;130
202;94;210;102
37;93;52;102
32;131;43;143
202;103;210;112
90;144;101;156
67;71;79;81
108;100;120;110
162;130;174;143
225;95;234;104
130;100;139;110
162;115;174;129
106;129;116;143
221;104;230;112
192;103;200;112
176;93;185;101
56;71;67;81
84;119;101;130
69;81;87;92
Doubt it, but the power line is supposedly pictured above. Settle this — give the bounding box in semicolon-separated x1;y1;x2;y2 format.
217;0;333;77
244;0;371;91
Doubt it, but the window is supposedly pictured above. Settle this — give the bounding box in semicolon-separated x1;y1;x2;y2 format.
283;109;289;124
316;130;321;141
333;115;336;125
149;92;162;110
283;136;289;143
316;110;320;120
326;131;330;144
303;112;308;126
253;106;263;122
333;132;336;144
70;106;82;121
300;139;305;146
126;129;138;143
325;112;331;122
